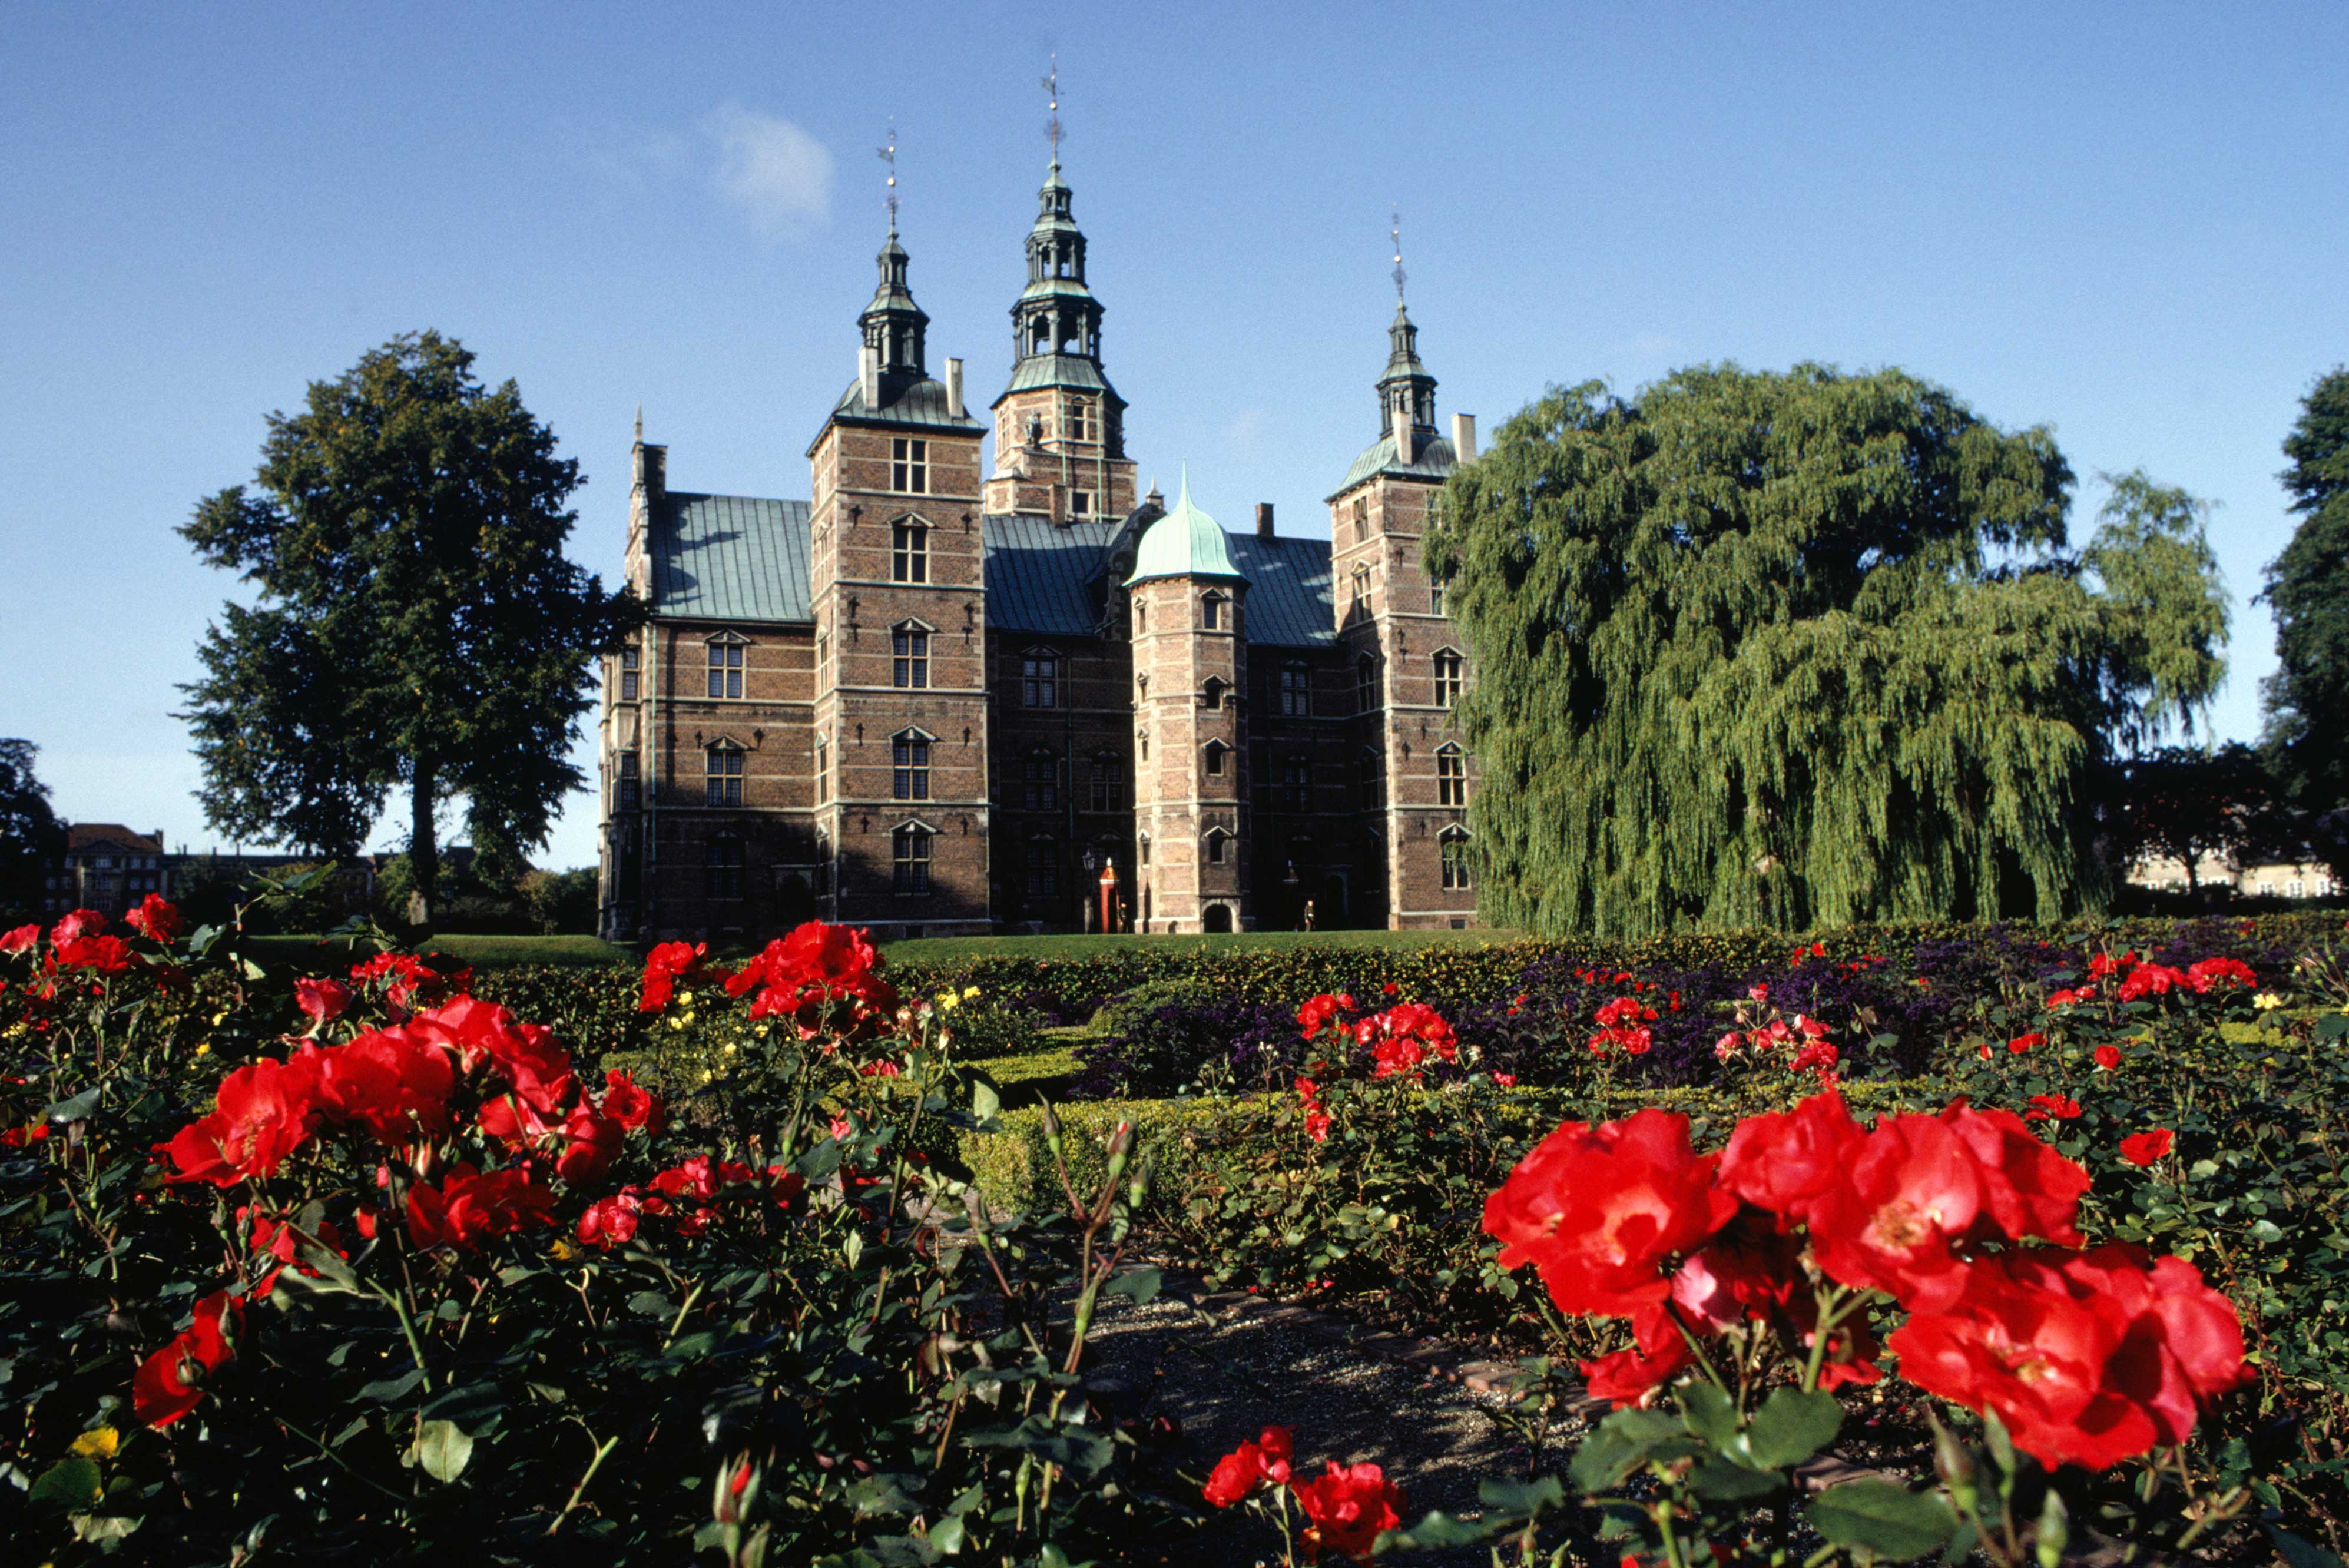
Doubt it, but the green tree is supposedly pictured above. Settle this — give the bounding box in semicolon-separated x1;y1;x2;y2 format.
2260;368;2349;881
1427;364;2227;937
2106;742;2277;895
178;332;640;926
0;738;63;920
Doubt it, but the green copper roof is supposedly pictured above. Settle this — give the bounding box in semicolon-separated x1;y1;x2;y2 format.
1124;472;1248;586
1326;433;1458;501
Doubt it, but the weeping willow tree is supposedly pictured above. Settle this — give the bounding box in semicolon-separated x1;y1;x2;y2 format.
1428;364;2227;936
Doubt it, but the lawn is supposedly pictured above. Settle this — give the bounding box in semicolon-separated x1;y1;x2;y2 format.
880;925;1525;963
244;932;635;967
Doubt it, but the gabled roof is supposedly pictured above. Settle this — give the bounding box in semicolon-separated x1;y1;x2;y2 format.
650;492;813;624
982;515;1120;637
1228;535;1336;647
1326;432;1459;500
67;824;162;853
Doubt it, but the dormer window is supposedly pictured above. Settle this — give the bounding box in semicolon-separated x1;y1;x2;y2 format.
1202;676;1229;711
892;623;930;689
1205;828;1230;866
1204;740;1228;778
892;730;931;801
1437;744;1467;806
1434;650;1465;708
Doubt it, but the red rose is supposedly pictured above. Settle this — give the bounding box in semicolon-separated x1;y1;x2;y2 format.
1717;1090;1865;1225
133;1291;241;1427
0;923;39;954
1483;1109;1738;1318
1887;1245;2245;1470
420;996;575;1114
249;1211;347;1294
2093;1043;2122;1072
2086;951;2133;979
1255;1424;1294;1483
294;977;352;1026
51;909;107;945
1294;1461;1405;1563
125;893;185;943
1936;1102;2089;1248
2119;1128;2174;1167
1669;1215;1804;1333
2023;1094;2081;1122
160;1055;322;1186
724;921;896;1022
2185;956;2256;993
1297;993;1353;1040
557;1104;625;1186
405;1163;554;1252
2007;1032;2044;1054
308;1027;458;1145
599;1068;665;1133
2045;985;2096;1009
2116;963;2192;1002
638;939;715;1012
1202;1441;1264;1507
577;1191;644;1250
1581;1302;1698;1407
54;932;137;974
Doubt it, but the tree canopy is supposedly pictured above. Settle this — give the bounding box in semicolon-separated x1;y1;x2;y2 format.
2106;742;2278;894
2260;367;2349;879
1427;364;2228;937
0;738;62;921
178;332;640;923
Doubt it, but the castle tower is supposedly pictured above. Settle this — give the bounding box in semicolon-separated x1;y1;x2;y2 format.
982;154;1137;524
807;209;993;934
1126;476;1251;932
1327;261;1480;928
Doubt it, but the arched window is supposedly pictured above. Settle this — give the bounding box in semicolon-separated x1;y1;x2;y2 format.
1440;828;1472;891
1356;654;1377;714
892;623;930;689
1437;745;1467;807
1205;828;1230;866
1350;564;1371;614
1433;650;1464;707
1352;498;1369;545
704;742;744;807
1026;836;1059;898
707;834;744;899
1279;662;1310;717
705;635;746;698
1201;591;1226;631
1024;750;1058;811
1021;649;1059;708
892;730;931;801
1359;748;1381;811
1137;728;1150;763
1202;676;1229;711
892;522;928;583
1203;740;1228;778
893;824;933;894
1138;831;1152;866
1089;751;1118;811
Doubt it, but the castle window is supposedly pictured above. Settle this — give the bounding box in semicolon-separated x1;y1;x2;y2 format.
1350;564;1371;614
1022;649;1059;709
816;830;832;896
1429;572;1449;618
706;638;744;698
1202;676;1229;711
1137;729;1149;763
1132;599;1147;634
892;625;930;689
1356;655;1377;714
892;437;928;494
1440;828;1473;890
892;522;928;583
1060;397;1098;443
1026;836;1059;898
1205;828;1229;866
1359;748;1381;811
1024;750;1058;811
618;751;639;813
1202;591;1225;631
1281;758;1311;810
1089;752;1118;811
815;735;830;803
1353;498;1369;544
704;742;743;807
893;825;932;894
1437;745;1467;807
619;647;639;701
892;731;930;801
1433;651;1464;707
707;835;744;900
1069;490;1092;519
1204;740;1228;778
1279;662;1310;717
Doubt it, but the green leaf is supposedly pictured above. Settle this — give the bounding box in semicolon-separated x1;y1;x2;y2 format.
971;1080;1000;1122
357;1369;423;1403
1377;1510;1500;1549
925;1514;965;1554
2270;1526;2349;1568
410;1419;473;1484
1105;1267;1160;1305
29;1457;102;1511
1688;1455;1784;1501
1477;1474;1566;1517
39;1088;101;1124
1571;1407;1691;1492
1807;1479;1960;1561
1678;1380;1740;1449
1741;1385;1844;1470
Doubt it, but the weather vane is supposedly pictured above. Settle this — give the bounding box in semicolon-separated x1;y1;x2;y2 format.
1043;54;1062;164
1391;208;1407;303
878;118;899;231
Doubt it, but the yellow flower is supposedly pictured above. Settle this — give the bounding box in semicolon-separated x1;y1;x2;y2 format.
962;986;982;1000
193;1042;211;1057
678;989;695;1006
549;1239;575;1261
668;1016;685;1032
937;993;959;1013
2253;992;2285;1011
69;1427;119;1460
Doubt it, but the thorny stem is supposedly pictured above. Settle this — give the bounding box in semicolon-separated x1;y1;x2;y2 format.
546;1428;621;1535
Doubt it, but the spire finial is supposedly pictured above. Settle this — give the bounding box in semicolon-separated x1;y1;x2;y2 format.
633;403;642;442
1043;55;1062;167
1391;207;1407;305
878;118;899;233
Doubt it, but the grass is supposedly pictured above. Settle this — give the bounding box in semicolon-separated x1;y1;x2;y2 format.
243;933;635;969
882;927;1525;963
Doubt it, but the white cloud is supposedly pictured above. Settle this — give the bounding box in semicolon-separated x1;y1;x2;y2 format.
707;106;833;236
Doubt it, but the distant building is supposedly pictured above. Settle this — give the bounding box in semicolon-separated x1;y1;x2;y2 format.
44;824;170;920
597;153;1481;942
2129;852;2340;901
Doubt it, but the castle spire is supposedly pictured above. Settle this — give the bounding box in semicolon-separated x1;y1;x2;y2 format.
1376;210;1436;441
858;120;929;396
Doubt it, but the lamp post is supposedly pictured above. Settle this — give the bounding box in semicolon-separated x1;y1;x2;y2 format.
1097;860;1119;937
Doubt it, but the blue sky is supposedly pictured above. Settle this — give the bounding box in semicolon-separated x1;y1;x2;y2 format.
4;2;2343;873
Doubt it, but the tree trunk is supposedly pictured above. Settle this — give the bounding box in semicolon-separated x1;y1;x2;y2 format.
406;758;438;930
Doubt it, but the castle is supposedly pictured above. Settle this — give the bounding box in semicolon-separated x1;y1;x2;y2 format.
597;151;1479;939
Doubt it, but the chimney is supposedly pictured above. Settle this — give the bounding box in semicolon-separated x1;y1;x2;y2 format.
641;443;667;503
945;357;965;419
860;343;882;410
1255;502;1275;538
1391;399;1413;463
1451;412;1477;462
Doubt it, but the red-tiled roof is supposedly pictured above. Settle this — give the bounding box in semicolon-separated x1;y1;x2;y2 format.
67;823;163;853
